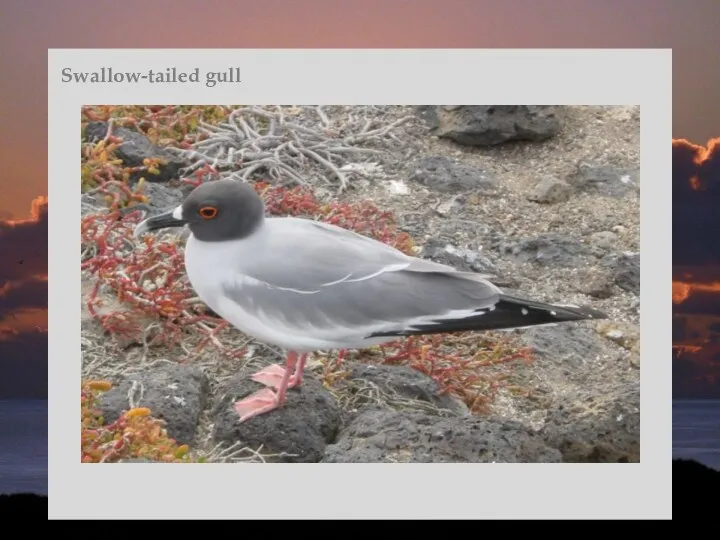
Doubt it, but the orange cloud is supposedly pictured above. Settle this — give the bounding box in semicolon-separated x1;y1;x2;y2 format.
680;137;720;164
0;277;47;311
0;196;48;337
673;280;720;305
672;281;692;304
30;195;48;221
673;138;720;266
673;137;720;192
0;196;48;283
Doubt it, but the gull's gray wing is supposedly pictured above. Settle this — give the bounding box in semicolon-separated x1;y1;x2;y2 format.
236;216;487;293
217;217;504;348
220;261;503;348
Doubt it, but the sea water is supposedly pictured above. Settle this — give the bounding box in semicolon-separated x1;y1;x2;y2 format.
0;399;47;495
673;399;720;470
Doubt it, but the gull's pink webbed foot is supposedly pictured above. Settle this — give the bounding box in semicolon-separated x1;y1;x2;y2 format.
232;351;307;423
250;353;307;390
232;387;282;423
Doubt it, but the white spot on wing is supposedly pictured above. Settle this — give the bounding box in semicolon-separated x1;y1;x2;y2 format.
172;205;183;220
521;308;528;315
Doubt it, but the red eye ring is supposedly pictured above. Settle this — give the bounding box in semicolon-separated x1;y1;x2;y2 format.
198;206;218;219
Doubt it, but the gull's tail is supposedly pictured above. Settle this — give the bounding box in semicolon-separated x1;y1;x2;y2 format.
367;294;608;338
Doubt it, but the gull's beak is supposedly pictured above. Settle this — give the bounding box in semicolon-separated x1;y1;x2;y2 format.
133;206;186;238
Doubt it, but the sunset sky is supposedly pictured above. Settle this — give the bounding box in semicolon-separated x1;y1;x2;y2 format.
0;0;719;399
0;197;48;398
673;139;720;271
672;136;720;397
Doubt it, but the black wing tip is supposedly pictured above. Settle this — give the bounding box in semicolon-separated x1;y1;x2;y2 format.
498;294;608;320
365;295;608;339
539;303;608;321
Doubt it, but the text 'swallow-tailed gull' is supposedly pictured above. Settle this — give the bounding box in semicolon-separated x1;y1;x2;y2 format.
134;178;607;423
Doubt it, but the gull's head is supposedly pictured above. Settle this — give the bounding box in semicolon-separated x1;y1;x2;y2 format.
133;179;265;242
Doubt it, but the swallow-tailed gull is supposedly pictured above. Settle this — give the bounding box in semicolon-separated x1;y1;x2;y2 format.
134;178;607;423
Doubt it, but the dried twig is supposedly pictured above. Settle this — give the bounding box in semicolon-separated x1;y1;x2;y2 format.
168;106;411;194
200;441;299;463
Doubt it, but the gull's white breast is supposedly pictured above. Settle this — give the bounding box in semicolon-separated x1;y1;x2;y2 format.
184;231;266;335
183;227;330;351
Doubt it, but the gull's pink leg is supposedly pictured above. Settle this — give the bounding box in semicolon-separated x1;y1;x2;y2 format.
233;351;298;423
288;353;307;387
273;351;296;403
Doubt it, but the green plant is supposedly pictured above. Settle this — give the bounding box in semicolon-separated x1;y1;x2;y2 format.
81;380;203;463
81;105;235;147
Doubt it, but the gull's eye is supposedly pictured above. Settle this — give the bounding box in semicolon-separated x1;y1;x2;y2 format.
198;206;218;219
